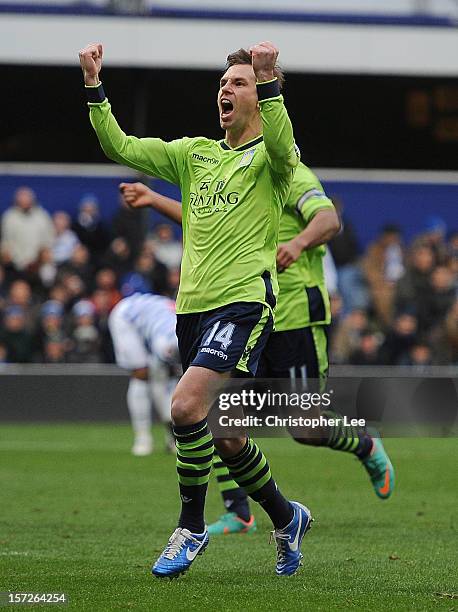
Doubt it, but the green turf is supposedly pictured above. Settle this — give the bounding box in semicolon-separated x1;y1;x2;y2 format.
1;424;457;611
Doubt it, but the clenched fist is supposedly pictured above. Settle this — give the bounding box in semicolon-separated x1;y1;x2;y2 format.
79;43;103;86
249;41;279;83
119;182;154;209
277;238;303;272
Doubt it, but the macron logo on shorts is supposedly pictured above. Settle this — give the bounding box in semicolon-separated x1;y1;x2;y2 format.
200;347;228;360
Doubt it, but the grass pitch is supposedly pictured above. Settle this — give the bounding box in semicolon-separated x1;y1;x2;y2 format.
1;424;457;611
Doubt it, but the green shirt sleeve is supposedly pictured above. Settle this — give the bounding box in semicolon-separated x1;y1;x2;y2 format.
88;99;187;185
257;81;299;176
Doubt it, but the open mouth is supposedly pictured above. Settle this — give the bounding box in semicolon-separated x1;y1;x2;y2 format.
220;98;234;119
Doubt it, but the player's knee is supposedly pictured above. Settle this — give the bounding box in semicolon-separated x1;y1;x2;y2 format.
171;391;199;425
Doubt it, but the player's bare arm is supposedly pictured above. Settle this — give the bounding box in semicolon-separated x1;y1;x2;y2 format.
119;183;182;225
277;209;340;270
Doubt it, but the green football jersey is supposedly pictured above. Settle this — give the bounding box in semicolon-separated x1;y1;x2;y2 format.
275;162;335;332
88;85;298;314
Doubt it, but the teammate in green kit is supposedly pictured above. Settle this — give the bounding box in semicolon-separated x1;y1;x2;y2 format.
121;162;395;538
79;42;312;577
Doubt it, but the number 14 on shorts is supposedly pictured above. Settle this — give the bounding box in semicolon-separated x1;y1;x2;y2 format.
203;321;235;350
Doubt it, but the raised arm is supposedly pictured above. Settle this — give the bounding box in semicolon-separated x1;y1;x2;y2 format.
250;42;299;175
119;182;183;226
79;43;186;185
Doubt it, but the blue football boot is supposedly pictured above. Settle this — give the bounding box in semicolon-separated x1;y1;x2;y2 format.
152;527;209;578
271;502;313;576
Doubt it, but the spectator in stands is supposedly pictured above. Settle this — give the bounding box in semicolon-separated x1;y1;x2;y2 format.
150;223;183;269
67;299;102;363
43;338;68;364
422;265;456;331
112;193;148;259
52;211;80;265
449;231;458;262
349;330;381;366
327;292;343;346
1;186;54;276
101;237;133;280
413;215;448;265
395;244;435;327
437;299;458;364
60;273;86;309
0;264;7;312
449;233;458;292
330;308;370;364
48;283;71;311
379;311;418;365
328;197;368;313
0;305;34;363
121;248;169;296
89;268;119;362
363;224;405;327
399;340;433;369
91;288;115;362
72;194;110;266
166;266;180;300
37;248;57;294
58;244;94;291
0;342;7;366
34;300;69;362
6;279;39;332
93;268;121;310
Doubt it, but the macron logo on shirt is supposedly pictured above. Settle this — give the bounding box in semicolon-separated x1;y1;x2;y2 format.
192;153;219;165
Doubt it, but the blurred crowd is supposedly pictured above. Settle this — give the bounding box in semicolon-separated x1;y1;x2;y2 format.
0;186;181;364
328;199;457;367
0;186;456;366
